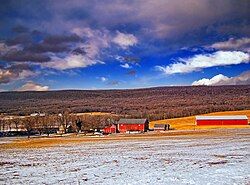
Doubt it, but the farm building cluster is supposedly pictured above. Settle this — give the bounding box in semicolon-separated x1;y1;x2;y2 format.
103;118;168;134
100;115;249;134
0;113;249;137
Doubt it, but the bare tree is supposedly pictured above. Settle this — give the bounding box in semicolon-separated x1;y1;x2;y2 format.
75;117;83;134
2;119;6;132
12;118;21;132
35;116;44;135
0;119;3;132
23;117;35;138
43;115;57;137
58;110;72;134
5;119;12;132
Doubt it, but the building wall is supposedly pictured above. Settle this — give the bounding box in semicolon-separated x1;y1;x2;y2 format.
103;125;116;134
196;119;248;126
118;124;145;133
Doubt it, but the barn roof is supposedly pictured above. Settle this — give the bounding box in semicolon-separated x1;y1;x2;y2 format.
196;115;248;120
118;118;148;124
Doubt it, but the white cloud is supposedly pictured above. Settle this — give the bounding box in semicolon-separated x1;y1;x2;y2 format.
43;28;138;70
192;71;250;86
192;74;229;86
18;70;36;79
100;77;108;82
120;63;132;69
44;54;104;70
72;27;94;38
112;31;138;49
72;27;110;57
40;27;110;70
210;37;250;52
156;51;249;74
17;82;49;91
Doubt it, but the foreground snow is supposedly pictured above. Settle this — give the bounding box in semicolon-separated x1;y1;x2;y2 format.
0;130;250;184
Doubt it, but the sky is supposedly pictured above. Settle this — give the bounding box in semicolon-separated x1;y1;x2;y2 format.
0;0;249;91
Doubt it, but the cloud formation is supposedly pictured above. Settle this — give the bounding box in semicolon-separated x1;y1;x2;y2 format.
100;77;108;82
17;82;49;91
43;34;82;44
5;34;32;46
112;31;138;49
120;63;132;69
45;0;249;39
0;64;36;84
1;50;51;62
210;37;250;52
44;54;103;70
0;69;13;84
0;25;139;75
27;43;69;53
115;55;140;64
156;51;249;74
192;71;250;86
0;0;249;90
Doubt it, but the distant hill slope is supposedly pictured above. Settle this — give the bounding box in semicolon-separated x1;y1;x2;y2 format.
0;85;249;120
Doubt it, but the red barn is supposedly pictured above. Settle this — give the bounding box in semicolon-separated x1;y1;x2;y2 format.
196;115;248;126
103;124;117;134
117;119;149;133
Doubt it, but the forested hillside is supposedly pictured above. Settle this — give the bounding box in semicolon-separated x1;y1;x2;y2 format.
0;85;249;120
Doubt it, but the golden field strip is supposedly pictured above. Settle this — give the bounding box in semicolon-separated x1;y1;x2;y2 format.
1;128;249;150
150;110;250;130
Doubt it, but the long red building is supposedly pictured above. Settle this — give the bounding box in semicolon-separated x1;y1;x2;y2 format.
117;118;149;133
196;115;248;126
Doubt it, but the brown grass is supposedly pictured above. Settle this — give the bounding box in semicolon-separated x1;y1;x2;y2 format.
0;129;226;150
150;110;250;130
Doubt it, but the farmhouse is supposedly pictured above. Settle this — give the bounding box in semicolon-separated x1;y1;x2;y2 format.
117;118;149;133
196;115;249;126
103;124;117;134
154;124;170;131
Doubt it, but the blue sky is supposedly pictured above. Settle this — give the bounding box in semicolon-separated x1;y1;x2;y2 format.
0;0;249;91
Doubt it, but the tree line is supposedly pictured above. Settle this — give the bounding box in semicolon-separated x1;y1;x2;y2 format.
0;111;120;138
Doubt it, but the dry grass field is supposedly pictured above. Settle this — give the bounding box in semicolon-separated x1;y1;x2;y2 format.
150;110;250;130
0;130;217;149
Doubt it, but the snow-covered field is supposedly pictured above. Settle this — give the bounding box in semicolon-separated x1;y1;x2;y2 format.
0;130;250;185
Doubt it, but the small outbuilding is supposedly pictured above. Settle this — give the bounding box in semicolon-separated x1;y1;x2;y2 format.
154;124;170;131
117;118;149;133
196;115;249;126
103;124;117;134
